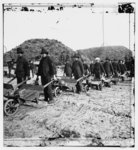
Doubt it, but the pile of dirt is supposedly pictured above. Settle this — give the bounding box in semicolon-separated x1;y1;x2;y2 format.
4;81;134;146
4;39;133;66
77;46;132;61
4;38;74;65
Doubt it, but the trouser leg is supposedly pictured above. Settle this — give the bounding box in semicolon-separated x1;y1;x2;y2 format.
17;76;26;88
42;76;53;102
76;81;82;93
17;77;23;84
44;85;53;101
95;73;100;80
46;84;53;101
44;87;49;101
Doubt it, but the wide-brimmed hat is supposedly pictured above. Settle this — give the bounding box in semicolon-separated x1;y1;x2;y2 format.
41;47;48;54
17;47;24;54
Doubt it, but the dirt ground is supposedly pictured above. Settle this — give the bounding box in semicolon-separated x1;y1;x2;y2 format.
3;69;134;147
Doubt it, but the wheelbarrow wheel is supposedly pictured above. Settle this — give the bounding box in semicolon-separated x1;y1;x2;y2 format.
54;87;61;97
84;85;89;92
4;99;19;116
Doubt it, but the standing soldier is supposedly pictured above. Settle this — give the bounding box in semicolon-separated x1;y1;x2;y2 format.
103;58;114;78
72;54;84;93
64;59;72;77
93;57;105;80
15;47;30;84
37;48;55;103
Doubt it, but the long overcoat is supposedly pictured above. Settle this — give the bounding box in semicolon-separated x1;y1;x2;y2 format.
90;63;94;74
72;60;84;79
103;61;113;77
93;62;104;79
37;56;54;84
64;61;72;77
15;56;30;78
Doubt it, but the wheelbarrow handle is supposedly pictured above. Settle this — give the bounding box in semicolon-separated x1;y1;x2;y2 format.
7;77;16;84
76;74;90;83
43;79;54;89
76;76;84;82
14;78;29;91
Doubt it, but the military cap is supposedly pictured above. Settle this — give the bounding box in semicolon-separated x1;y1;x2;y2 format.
17;47;24;54
41;47;48;54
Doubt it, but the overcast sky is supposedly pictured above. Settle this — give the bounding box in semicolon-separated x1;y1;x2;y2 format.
3;4;135;52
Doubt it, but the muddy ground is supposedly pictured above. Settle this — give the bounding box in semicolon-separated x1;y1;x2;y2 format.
3;69;134;147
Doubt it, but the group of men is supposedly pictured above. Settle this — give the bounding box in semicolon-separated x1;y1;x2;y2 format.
64;55;134;79
14;47;55;104
11;47;134;104
64;54;134;93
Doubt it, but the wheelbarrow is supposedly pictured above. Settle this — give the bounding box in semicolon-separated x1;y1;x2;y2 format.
57;75;90;93
88;75;103;91
101;75;112;87
4;78;30;116
34;78;62;98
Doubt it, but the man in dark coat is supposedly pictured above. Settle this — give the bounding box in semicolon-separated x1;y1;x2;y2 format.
118;60;127;75
7;59;14;78
72;54;84;93
90;60;94;75
37;48;54;103
83;61;90;75
112;59;120;77
64;59;72;77
125;57;130;71
93;57;105;80
15;47;30;84
103;58;114;78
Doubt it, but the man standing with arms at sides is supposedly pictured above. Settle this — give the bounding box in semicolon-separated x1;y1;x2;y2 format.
37;48;55;104
72;53;84;94
15;47;30;84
